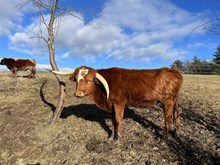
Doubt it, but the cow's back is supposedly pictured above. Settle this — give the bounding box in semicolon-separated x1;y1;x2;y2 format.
15;59;36;68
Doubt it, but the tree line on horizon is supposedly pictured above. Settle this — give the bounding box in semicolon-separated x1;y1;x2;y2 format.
171;45;220;75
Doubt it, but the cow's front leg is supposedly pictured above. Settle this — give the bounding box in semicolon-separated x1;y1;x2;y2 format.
110;103;125;140
12;70;17;78
109;108;116;140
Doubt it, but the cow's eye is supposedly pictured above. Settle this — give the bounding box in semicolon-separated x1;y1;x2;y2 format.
86;79;92;83
69;76;76;81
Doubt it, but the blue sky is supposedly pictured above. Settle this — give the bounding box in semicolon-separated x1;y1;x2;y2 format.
0;0;220;71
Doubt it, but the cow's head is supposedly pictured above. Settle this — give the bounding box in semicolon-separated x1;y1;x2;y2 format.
52;66;109;99
0;58;5;65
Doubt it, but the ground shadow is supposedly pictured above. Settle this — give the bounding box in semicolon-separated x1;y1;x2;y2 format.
0;74;33;79
162;107;220;164
61;104;112;137
19;75;35;79
181;108;220;136
39;79;56;112
124;107;164;138
164;134;220;165
60;104;164;139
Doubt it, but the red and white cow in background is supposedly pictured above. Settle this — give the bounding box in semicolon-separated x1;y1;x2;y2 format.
0;58;36;78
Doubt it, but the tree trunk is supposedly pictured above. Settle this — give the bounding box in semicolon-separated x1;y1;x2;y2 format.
48;45;66;124
47;0;66;124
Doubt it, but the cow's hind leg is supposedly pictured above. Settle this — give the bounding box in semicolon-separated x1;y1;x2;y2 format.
163;99;174;139
29;68;36;78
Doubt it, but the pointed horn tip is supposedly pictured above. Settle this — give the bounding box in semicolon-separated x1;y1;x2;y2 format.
43;68;61;74
43;68;65;75
51;70;61;74
44;68;52;72
47;70;75;75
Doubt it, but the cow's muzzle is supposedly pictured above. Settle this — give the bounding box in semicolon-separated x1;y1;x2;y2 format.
74;91;85;98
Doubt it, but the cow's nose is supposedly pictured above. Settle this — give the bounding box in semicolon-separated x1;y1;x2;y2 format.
74;91;84;97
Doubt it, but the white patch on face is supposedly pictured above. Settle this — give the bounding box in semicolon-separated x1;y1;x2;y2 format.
77;68;89;83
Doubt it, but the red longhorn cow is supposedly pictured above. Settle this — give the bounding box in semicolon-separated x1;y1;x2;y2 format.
52;66;183;140
0;58;36;78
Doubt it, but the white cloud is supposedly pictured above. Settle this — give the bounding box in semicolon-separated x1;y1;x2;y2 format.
36;63;72;72
0;0;35;36
61;52;71;59
187;42;217;49
9;14;50;56
0;65;8;71
101;0;206;32
0;0;20;36
64;20;127;61
9;31;48;56
36;64;51;72
108;42;186;62
8;0;210;64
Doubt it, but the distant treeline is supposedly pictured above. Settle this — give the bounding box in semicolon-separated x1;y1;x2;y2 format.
171;46;220;75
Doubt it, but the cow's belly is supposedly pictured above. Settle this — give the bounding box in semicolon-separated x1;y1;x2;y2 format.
127;99;157;108
19;67;31;71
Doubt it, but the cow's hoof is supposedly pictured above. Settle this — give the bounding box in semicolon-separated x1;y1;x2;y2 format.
173;130;180;139
108;136;114;141
108;133;115;141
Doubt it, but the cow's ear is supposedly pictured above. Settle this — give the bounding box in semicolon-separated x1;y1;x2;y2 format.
94;78;100;85
69;75;76;82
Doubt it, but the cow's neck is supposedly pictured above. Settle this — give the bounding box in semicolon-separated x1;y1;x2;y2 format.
90;85;109;111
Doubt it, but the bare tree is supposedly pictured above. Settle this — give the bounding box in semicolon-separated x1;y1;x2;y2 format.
18;0;84;124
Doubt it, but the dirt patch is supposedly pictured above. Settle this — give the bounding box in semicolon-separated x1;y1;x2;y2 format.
0;72;219;164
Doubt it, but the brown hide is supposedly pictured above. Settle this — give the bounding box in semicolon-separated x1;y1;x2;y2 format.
99;68;182;106
0;58;36;78
71;66;183;140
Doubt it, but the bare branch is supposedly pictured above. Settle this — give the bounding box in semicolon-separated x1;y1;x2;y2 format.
25;30;47;43
191;19;216;33
34;0;51;13
15;0;33;10
191;18;220;36
33;0;50;30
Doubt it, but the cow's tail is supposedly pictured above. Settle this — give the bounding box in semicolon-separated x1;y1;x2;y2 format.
173;95;181;118
31;58;36;65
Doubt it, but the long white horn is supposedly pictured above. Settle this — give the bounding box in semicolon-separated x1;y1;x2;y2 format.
52;70;75;75
95;73;109;100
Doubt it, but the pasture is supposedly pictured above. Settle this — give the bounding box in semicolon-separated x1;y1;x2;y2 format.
0;71;219;164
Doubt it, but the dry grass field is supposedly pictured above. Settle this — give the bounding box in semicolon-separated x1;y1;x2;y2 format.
0;71;219;165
